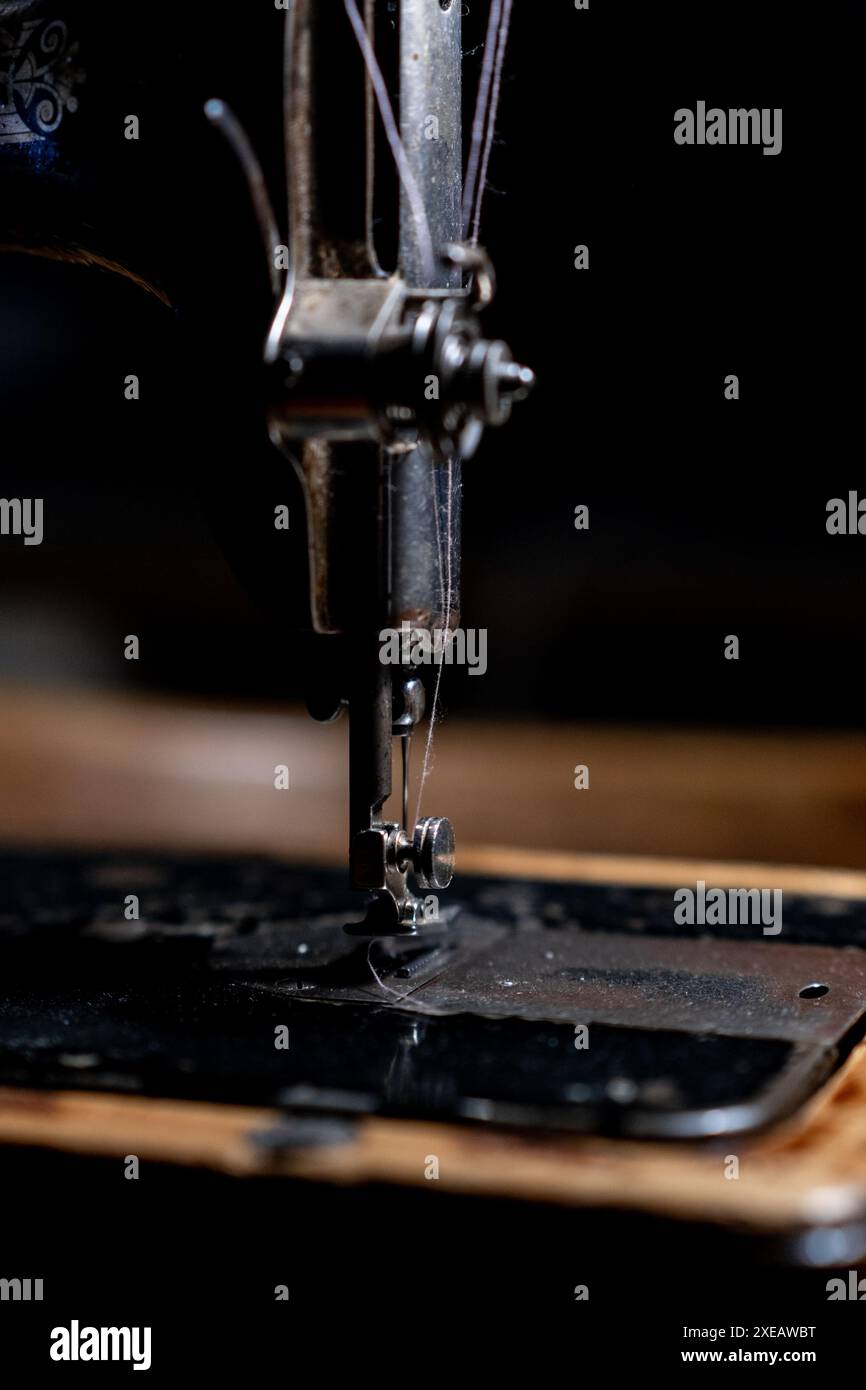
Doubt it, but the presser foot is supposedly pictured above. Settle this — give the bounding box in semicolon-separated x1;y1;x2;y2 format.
344;892;460;939
346;816;456;937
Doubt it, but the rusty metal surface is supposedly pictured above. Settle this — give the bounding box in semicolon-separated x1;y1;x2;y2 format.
398;0;462;286
400;928;866;1043
1;849;866;1142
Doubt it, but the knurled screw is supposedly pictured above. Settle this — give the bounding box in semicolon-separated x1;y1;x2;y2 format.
411;816;455;890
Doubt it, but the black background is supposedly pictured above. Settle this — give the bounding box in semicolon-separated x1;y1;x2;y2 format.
1;0;863;726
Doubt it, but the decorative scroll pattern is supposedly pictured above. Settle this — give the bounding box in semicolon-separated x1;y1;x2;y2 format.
0;14;83;145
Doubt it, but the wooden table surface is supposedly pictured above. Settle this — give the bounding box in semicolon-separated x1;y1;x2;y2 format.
1;683;865;871
2;680;866;1239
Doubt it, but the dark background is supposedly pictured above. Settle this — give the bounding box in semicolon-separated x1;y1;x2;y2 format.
1;0;862;727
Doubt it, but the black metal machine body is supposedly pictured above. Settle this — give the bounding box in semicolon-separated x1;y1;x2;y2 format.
207;0;532;936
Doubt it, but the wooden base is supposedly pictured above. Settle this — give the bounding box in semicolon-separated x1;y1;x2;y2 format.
0;1039;864;1239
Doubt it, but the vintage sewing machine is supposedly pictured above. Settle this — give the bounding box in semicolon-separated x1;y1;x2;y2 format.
3;0;866;1298
200;0;539;947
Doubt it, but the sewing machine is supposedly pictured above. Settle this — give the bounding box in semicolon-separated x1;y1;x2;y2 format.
2;0;866;1337
206;0;534;939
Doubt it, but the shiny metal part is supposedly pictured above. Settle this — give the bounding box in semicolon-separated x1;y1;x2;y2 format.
393;676;425;834
203;98;283;298
411;816;456;891
267;267;534;462
206;1;532;934
398;0;462;289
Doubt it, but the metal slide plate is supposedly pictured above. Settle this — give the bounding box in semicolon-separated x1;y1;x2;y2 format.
1;851;865;1140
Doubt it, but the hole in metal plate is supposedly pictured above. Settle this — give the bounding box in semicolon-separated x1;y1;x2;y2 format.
800;982;830;1000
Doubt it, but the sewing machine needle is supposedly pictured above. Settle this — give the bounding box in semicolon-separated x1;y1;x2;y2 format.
401;734;410;833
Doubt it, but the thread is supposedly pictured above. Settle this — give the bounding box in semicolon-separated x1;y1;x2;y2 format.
366;940;406;997
469;0;514;247
413;458;455;828
343;3;508;831
343;0;436;284
462;0;502;240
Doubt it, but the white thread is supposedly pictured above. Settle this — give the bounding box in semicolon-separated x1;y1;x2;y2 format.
462;0;502;239
413;458;455;828
343;0;436;284
366;940;405;996
469;0;514;247
343;3;509;832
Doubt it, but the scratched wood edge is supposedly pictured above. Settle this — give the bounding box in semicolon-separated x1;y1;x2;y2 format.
457;845;866;900
1;1039;866;1233
2;845;866;1233
273;843;866;899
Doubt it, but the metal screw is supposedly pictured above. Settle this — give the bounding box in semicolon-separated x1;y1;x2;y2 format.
411;816;455;890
